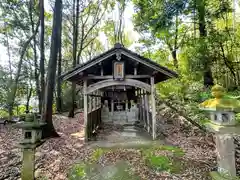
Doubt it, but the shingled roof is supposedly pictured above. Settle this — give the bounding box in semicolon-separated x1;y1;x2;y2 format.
61;43;178;83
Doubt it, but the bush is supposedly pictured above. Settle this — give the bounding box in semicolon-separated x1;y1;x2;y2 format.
0;109;8;119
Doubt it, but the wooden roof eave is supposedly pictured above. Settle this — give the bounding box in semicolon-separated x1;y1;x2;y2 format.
60;48;117;81
60;44;178;83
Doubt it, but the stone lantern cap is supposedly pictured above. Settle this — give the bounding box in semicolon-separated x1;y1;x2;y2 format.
13;113;46;130
199;85;240;112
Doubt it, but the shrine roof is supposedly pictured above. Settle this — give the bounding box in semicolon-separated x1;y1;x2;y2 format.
61;43;178;83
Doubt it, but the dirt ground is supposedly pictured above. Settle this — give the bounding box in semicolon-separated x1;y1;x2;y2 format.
0;112;216;180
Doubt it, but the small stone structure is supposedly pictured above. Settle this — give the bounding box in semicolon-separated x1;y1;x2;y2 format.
13;113;45;180
61;43;178;141
199;85;240;179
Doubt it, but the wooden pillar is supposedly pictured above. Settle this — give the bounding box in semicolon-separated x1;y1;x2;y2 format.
150;77;156;140
88;95;92;112
100;62;103;76
95;91;98;108
134;67;137;75
137;89;139;121
142;90;146;129
125;100;128;112
145;93;150;133
111;99;114;122
83;80;88;142
88;95;92;140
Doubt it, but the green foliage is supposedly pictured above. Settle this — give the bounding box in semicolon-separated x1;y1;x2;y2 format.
0;109;8;118
91;148;106;162
141;145;184;173
13;105;32;116
147;155;172;171
68;161;140;180
68;163;87;179
157;145;185;157
236;113;240;124
52;103;56;114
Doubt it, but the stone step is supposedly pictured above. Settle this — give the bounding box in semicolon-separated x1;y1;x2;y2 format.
123;129;138;133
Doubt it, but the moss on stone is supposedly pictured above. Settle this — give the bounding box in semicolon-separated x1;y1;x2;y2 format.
199;85;240;112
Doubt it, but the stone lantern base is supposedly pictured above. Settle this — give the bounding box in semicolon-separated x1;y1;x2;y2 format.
205;122;240;179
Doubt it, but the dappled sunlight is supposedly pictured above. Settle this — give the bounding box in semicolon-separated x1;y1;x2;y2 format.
71;129;85;141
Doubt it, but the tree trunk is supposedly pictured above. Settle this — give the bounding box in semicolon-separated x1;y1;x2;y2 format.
7;20;40;120
197;0;214;87
171;50;178;69
40;0;45;114
42;0;62;138
56;6;63;113
29;0;41;114
26;63;33;113
26;84;33;113
68;0;80;118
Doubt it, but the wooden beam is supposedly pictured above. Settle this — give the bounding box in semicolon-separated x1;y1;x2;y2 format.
83;75;151;80
121;51;175;78
86;79;151;94
63;50;116;81
150;77;156;140
83;80;88;142
87;94;103;97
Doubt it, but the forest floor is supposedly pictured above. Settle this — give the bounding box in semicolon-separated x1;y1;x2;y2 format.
0;110;216;180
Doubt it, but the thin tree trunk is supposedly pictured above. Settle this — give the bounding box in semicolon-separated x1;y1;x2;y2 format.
4;23;13;119
69;0;80;118
7;19;40;121
56;6;63;113
26;63;33;112
171;50;178;69
40;0;45;114
29;0;41;114
26;83;33;112
5;27;13;81
42;0;62;138
197;0;214;87
173;13;179;69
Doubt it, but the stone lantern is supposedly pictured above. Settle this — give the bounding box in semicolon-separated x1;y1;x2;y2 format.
13;113;46;180
199;85;240;179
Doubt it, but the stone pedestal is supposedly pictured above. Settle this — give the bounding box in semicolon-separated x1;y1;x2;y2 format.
206;123;240;179
215;134;236;176
22;148;35;180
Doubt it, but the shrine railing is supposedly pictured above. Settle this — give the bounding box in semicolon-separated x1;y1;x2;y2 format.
87;107;101;140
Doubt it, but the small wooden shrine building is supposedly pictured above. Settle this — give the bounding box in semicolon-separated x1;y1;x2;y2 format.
61;43;177;141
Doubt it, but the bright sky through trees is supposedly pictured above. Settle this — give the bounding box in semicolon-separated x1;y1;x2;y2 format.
0;0;139;66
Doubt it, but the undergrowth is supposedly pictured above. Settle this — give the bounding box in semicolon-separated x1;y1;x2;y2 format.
68;145;186;179
141;145;185;173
